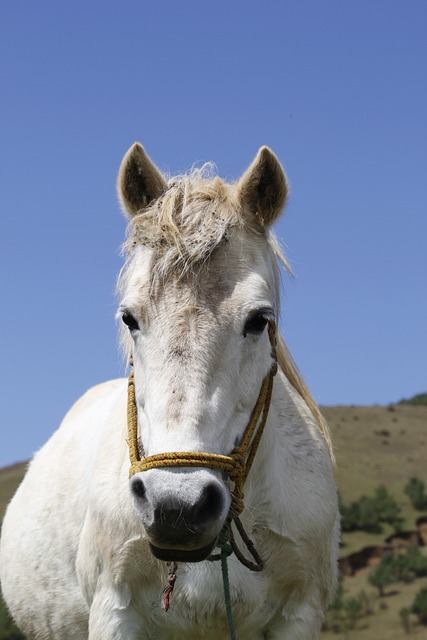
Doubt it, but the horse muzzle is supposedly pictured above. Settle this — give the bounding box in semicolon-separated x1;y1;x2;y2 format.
130;469;229;562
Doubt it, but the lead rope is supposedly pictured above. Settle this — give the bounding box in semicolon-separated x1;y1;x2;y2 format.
127;321;278;639
218;528;236;640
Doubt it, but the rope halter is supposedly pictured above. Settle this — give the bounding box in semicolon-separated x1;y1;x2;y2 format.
127;320;278;570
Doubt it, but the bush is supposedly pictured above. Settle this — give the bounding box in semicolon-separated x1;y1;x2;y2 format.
404;476;427;511
368;546;427;598
390;546;427;584
0;599;24;640
329;573;344;611
393;552;416;583
340;485;403;533
323;587;372;633
372;485;403;529
399;392;427;406
404;545;427;578
399;606;411;633
367;554;397;596
343;596;363;629
411;586;427;625
341;496;382;533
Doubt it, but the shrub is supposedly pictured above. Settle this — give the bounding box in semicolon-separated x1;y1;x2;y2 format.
340;485;402;533
343;596;363;629
323;588;371;633
372;485;403;530
341;496;382;533
411;586;427;625
404;544;427;577
404;476;427;511
399;392;427;406
0;598;24;640
368;546;427;596
367;554;397;596
390;545;427;584
399;606;411;633
329;573;344;611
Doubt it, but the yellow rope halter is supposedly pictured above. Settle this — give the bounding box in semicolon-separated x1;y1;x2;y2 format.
127;321;278;523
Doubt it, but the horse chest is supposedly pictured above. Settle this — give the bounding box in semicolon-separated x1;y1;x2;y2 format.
120;555;285;640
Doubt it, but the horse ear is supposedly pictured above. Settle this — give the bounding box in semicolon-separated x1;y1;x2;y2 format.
238;146;288;228
117;143;167;216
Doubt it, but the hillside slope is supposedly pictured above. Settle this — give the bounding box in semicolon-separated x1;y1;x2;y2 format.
0;462;27;521
1;404;426;521
0;404;426;639
323;404;427;504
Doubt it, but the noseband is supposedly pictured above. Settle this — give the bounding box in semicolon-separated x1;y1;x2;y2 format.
127;320;278;570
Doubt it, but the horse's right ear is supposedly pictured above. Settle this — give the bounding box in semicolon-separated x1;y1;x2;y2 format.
117;143;167;217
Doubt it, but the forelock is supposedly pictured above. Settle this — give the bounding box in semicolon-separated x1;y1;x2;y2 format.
122;166;243;284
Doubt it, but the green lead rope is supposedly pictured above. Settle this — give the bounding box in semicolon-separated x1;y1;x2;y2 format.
221;549;236;640
218;529;237;640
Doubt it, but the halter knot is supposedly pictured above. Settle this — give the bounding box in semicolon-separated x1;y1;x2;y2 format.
229;487;245;519
229;446;245;483
226;446;246;517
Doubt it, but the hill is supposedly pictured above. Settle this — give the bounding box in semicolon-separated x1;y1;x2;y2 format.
1;402;426;514
1;402;426;639
399;392;427;406
323;403;427;506
0;462;26;522
321;403;427;638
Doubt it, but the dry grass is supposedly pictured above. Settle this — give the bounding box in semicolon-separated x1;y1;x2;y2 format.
322;570;427;639
320;403;427;638
1;405;426;639
323;404;427;504
0;462;26;521
323;404;427;553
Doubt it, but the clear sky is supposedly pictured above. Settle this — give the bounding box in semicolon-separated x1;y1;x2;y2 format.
1;1;426;467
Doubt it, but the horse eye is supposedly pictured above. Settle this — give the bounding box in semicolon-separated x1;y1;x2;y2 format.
243;310;272;337
121;312;139;332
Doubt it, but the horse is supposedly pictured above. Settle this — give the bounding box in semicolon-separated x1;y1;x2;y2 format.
0;143;339;639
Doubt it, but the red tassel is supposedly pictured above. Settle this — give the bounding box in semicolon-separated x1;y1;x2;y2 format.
162;563;177;612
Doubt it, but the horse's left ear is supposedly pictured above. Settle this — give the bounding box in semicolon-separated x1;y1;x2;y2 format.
238;146;288;228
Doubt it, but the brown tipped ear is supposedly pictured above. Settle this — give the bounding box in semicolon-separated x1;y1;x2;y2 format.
238;146;288;228
117;142;167;216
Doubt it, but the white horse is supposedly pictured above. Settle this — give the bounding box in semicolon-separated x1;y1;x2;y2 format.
0;144;339;639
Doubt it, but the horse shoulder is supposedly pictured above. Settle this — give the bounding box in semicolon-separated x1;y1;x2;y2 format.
0;378;133;638
254;371;339;608
62;378;127;421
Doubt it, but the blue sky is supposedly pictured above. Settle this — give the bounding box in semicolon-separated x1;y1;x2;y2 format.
1;1;426;467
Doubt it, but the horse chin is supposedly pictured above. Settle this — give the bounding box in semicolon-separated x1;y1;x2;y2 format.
149;538;217;563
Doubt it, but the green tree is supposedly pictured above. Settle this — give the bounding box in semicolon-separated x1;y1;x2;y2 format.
399;392;427;406
341;496;382;533
399;606;411;634
343;596;363;630
411;586;427;625
329;573;344;611
372;485;403;530
404;477;427;511
367;554;397;597
340;485;402;533
0;599;24;640
393;553;415;583
357;495;384;533
404;544;427;577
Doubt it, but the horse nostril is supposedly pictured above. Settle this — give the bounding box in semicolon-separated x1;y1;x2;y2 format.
196;483;224;524
131;478;146;500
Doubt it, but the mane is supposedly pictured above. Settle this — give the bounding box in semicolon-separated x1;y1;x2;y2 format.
121;165;244;285
267;237;334;462
117;167;334;462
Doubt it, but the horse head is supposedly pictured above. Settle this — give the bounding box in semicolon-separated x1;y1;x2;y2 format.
116;143;288;562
